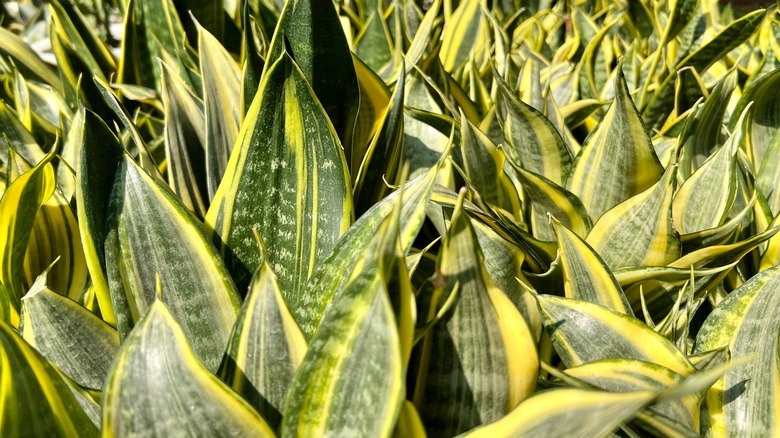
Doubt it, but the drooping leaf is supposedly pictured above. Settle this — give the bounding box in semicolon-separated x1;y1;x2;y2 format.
206;52;353;305
105;155;241;372
537;295;695;376
102;300;273;437
567;61;664;220
460;388;654;438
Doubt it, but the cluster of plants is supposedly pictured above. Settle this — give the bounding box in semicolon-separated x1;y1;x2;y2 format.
1;0;780;435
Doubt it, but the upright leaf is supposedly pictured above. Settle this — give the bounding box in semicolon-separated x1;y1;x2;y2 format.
102;300;273;437
567;62;664;220
0;319;98;437
105;155;241;372
414;193;536;436
76;110;122;326
495;67;572;185
282;211;405;438
695;265;780;437
264;0;360;153
199;25;241;201
0;150;55;325
586;165;680;270
551;217;632;315
220;234;307;430
298;165;437;337
161;63;208;217
206;53;353;301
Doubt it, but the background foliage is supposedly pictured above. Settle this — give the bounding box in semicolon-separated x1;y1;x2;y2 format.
1;0;780;436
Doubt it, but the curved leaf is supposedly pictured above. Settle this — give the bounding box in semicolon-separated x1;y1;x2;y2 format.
538;295;695;376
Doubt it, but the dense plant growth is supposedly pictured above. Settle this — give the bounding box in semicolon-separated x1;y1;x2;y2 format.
1;0;780;436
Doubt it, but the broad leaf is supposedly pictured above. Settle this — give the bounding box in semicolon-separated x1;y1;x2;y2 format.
102;300;273;436
20;267;119;390
567;62;664;220
105;155;241;372
206;52;353;302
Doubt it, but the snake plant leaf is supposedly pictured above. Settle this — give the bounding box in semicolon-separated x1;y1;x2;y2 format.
118;0;198;92
354;7;391;71
659;0;699;46
0;99;44;169
508;161;591;241
677;9;765;75
494;66;572;185
563;359;700;435
220;233;307;431
459;114;520;217
551;217;632;316
694;265;780;437
206;52;353;303
586;165;680;270
93;77;164;181
353;53;392;163
679;194;754;252
0;149;55;325
459;388;655;438
105;155;241;372
102;300;274;437
538;295;695;376
354;64;405;214
672;108;743;234
568;61;664;220
677;68;736;176
439;0;488;73
296;158;438;338
393;401;426;438
240;5;265;116
576;17;616;101
199;25;241;201
0;318;99;437
49;0;117;80
413;192;537;436
404;0;440;69
160;62;208;218
282;210;404;438
264;0;359;154
25;183;88;303
0;26;63;91
20;267;119;390
732;68;780;215
75;109;122;326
